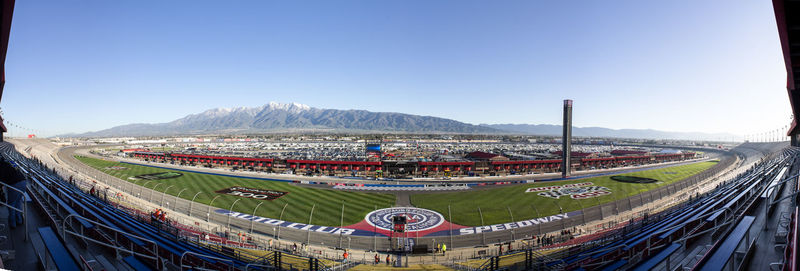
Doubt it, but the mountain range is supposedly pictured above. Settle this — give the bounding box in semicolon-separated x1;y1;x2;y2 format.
67;102;735;140
71;102;500;137
481;124;736;141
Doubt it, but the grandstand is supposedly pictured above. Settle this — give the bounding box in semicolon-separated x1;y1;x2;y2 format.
449;142;800;270
0;141;362;270
2;136;787;270
3;131;785;271
0;1;798;270
125;150;697;178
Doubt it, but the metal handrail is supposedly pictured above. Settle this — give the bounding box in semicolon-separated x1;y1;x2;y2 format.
19;155;165;264
0;156;33;241
61;213;160;262
61;213;158;250
245;262;276;271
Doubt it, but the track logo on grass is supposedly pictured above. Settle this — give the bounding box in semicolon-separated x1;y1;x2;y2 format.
526;182;611;199
365;207;445;232
128;172;183;180
610;175;658;184
215;186;288;200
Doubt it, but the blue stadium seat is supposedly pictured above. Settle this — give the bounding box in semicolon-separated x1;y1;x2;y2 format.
632;242;681;271
697;216;756;271
38;226;80;271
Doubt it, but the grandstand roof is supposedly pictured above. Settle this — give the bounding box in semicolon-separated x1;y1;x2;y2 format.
417;161;474;166
610;149;648;155
465;151;500;159
551;151;593;157
774;0;800;135
285;159;381;165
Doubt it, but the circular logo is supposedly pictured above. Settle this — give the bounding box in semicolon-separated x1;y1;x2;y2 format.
365;207;445;232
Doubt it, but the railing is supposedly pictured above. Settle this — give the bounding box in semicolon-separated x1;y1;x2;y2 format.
0;154;28;241
79;255;95;271
20;141;773;270
180;251;235;271
61;213;160;266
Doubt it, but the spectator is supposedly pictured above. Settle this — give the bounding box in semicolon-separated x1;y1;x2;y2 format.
374;254;380;264
0;159;26;229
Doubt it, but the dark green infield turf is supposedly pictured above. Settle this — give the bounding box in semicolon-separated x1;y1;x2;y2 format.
76;156;396;226
411;161;717;226
77;156;716;227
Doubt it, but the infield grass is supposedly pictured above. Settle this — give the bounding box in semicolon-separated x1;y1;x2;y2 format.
76;156;396;226
411;161;717;226
77;155;716;228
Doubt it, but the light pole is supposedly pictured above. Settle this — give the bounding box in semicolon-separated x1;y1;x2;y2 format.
250;202;265;234
141;180;154;197
448;205;454;249
189;192;203;216
306;204;316;245
208;195;221;222
161;185;175;206
478;207;486;245
531;204;542;235
151;183;163;202
175;188;188;210
553;201;565;230
277;203;288;240
227;198;243;231
132;179;141;193
507;206;515;241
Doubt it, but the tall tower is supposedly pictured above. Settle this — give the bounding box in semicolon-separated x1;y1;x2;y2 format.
562;99;573;178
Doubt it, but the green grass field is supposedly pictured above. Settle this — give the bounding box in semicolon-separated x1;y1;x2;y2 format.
77;155;715;227
411;161;717;226
75;156;395;226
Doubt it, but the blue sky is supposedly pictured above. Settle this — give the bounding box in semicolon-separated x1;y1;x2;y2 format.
1;0;791;138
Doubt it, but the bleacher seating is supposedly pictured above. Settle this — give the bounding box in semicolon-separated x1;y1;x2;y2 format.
693;216;756;271
37;226;80;271
5;139;799;271
527;146;800;270
631;242;681;271
0;145;279;271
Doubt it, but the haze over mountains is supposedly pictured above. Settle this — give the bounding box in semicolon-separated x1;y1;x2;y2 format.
67;102;735;140
481;124;736;141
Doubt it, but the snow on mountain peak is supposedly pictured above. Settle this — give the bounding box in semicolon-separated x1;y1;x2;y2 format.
265;102;311;112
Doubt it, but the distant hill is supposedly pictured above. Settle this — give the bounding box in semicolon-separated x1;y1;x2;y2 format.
481;124;736;141
65;102;737;140
71;102;502;137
